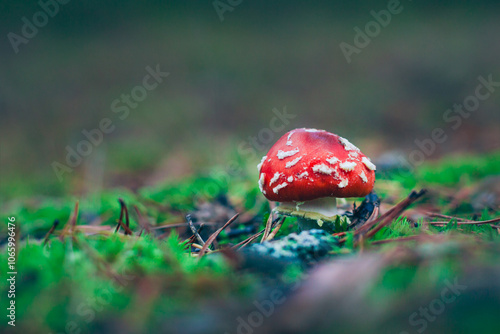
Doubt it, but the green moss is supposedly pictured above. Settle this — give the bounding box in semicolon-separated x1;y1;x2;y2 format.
1;150;500;332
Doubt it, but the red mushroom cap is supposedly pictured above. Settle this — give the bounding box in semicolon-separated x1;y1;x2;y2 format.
257;128;376;202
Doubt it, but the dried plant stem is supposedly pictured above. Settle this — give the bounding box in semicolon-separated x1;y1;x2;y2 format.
186;214;206;246
371;235;421;245
429;217;500;226
191;243;205;250
423;212;469;221
233;229;265;249
261;212;274;242
115;219;134;235
265;217;286;241
59;201;79;241
152;222;217;230
114;200;125;233
199;213;239;258
355;190;427;245
43;220;59;246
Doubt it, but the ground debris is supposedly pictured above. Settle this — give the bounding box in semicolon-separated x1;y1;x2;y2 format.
245;229;338;265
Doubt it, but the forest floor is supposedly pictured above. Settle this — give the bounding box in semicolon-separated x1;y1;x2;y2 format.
1;151;500;334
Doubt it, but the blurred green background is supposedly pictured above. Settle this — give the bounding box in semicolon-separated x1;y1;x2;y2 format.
1;0;499;199
1;3;500;334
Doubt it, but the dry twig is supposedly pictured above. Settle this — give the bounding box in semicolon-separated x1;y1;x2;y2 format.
115;219;134;236
371;235;421;245
355;190;427;244
152;222;217;230
261;211;274;242
428;216;500;226
43;220;59;246
59;201;79;241
422;211;469;222
186;214;206;246
114;199;125;233
233;229;265;249
199;213;239;258
265;217;286;241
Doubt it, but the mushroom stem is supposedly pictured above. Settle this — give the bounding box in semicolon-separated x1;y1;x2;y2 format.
275;197;349;233
296;197;340;217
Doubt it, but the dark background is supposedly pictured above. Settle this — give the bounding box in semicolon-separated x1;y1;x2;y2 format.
1;0;499;198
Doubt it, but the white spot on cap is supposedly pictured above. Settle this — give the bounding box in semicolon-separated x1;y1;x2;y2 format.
258;174;265;192
297;171;309;179
286;156;303;168
339;161;357;172
349;151;359;158
338;179;349;188
339;136;360;151
360;171;368;183
286;131;294;146
273;182;288;194
257;156;267;172
326;157;339;165
277;148;299;160
304;128;323;132
269;172;281;186
362;157;376;171
287;176;293;182
312;164;334;175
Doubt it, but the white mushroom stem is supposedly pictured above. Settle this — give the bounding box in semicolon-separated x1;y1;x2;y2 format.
278;197;340;218
274;197;350;232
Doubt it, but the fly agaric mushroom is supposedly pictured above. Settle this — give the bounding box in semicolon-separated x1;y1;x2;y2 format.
257;128;376;231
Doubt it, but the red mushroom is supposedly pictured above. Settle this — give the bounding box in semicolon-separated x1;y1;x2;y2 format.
257;128;376;230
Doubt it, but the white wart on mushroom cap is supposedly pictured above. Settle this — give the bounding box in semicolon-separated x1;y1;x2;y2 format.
257;128;376;202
